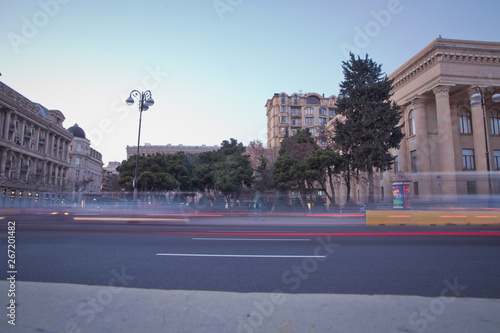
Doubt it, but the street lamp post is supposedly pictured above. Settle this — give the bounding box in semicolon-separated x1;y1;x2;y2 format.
470;86;500;195
126;90;154;201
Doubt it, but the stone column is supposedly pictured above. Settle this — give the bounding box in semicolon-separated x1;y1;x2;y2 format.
45;133;51;155
56;137;61;159
49;163;54;184
3;111;11;140
412;98;432;198
62;141;67;161
14;153;21;181
433;86;457;196
21;120;26;146
54;166;59;187
469;88;491;194
0;150;7;179
42;161;48;184
469;90;489;172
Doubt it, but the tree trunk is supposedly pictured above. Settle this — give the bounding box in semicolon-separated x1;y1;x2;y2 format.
327;167;336;205
368;167;375;203
345;167;351;204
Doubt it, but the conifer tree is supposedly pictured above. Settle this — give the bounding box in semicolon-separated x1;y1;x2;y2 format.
334;53;404;203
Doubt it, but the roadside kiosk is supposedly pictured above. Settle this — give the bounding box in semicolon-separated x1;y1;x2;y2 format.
392;174;411;209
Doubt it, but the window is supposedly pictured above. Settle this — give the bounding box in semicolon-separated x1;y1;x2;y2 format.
319;108;326;115
291;119;300;126
291;129;298;135
494;150;500;170
75;157;81;166
329;109;335;117
306;96;320;104
319;118;327;125
394;156;399;173
459;109;472;134
280;127;286;135
291;108;300;115
462;149;475;170
76;170;80;177
413;182;419;196
280;116;287;123
408;109;416;136
293;95;298;105
281;106;287;113
305;107;313;115
308;128;314;135
281;94;285;104
318;190;326;196
491;110;500;135
467;181;477;195
411;150;417;171
77;143;82;152
305;117;314;125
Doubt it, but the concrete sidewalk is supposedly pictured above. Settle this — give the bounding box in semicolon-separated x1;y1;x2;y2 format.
1;281;499;333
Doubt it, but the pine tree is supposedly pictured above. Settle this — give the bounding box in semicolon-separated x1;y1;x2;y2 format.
334;53;404;203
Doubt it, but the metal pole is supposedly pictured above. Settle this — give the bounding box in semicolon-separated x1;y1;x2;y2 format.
480;90;493;195
133;95;144;201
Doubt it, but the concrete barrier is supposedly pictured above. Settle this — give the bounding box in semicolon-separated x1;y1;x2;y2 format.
367;210;500;226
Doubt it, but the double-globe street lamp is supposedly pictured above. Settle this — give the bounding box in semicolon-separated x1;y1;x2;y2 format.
126;90;154;201
470;86;500;195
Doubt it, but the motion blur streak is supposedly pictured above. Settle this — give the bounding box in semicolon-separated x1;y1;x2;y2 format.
73;217;188;222
152;231;500;237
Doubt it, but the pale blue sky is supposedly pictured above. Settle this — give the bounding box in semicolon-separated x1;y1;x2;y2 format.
2;0;500;164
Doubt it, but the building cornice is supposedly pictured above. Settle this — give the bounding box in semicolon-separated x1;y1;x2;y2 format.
390;38;500;91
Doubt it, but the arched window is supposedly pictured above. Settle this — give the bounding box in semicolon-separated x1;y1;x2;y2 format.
281;94;285;104
306;96;320;105
491;110;500;135
408;109;415;136
293;95;298;105
459;108;472;134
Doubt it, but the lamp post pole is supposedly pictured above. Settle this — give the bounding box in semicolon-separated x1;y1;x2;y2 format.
470;86;500;195
126;90;154;201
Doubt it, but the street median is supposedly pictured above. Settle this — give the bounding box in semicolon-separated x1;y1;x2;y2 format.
366;210;500;226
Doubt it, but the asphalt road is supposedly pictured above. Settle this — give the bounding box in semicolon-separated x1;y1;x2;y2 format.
2;214;500;299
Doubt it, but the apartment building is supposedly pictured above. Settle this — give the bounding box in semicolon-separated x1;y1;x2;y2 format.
266;92;337;149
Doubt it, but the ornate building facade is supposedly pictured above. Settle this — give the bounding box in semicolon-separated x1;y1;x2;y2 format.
0;81;73;206
323;38;500;206
266;92;337;149
384;38;500;201
67;124;103;197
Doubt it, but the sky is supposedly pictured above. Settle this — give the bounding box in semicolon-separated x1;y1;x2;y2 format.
2;0;500;165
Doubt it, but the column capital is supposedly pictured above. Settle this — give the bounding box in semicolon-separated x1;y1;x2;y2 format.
432;86;451;98
411;98;426;108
